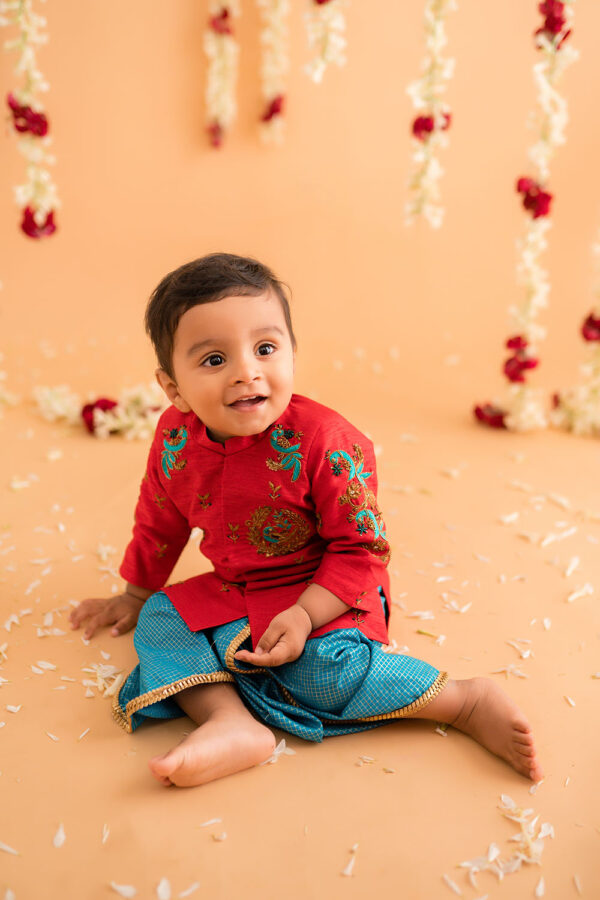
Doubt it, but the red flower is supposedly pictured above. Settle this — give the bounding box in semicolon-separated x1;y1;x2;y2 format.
581;313;600;342
7;93;49;137
474;404;507;429
262;94;284;122
503;351;539;383
412;112;451;142
551;392;561;409
20;207;56;238
207;121;224;148
516;177;552;218
210;8;232;35
315;0;335;4
506;335;528;350
81;398;118;434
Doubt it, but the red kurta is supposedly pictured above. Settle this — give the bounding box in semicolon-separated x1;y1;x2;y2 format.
120;394;391;649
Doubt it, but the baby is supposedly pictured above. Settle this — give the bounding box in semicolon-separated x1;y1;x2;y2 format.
70;253;543;788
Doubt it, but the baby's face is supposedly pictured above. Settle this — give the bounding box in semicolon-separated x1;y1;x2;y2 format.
160;291;295;442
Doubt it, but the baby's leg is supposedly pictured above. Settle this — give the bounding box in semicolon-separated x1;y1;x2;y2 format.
149;682;276;788
409;677;543;782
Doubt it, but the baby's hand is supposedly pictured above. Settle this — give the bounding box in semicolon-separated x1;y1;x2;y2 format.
69;592;145;640
234;605;313;668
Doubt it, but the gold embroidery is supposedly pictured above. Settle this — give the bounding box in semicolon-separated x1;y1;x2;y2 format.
326;443;390;564
268;481;282;501
197;493;212;509
228;523;240;542
154;494;166;509
277;671;449;723
246;506;311;557
223;623;268;674
220;582;230;592
155;542;168;558
112;671;235;733
266;425;304;482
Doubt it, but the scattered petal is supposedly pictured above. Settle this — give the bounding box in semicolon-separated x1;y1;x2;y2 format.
102;824;110;844
535;875;545;897
78;728;90;741
212;833;227;842
573;874;583;895
341;855;355;877
564;695;576;707
442;873;463;895
156;878;171;900
200;818;222;827
109;884;137;898
46;732;59;741
178;884;200;899
566;583;594;603
53;823;66;847
0;841;19;855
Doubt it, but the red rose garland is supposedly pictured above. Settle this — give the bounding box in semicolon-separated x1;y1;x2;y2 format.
204;2;240;148
257;1;290;144
1;0;59;237
474;0;577;432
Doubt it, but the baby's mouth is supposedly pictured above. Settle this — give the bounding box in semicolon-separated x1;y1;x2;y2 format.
228;394;267;410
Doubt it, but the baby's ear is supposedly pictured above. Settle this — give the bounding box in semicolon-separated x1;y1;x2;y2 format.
155;368;191;413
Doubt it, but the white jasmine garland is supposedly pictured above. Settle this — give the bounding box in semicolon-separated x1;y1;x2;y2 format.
33;384;82;424
204;1;241;146
1;0;59;229
405;0;457;229
256;0;290;144
304;0;347;85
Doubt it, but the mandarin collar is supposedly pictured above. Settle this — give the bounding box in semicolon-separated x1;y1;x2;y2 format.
188;395;297;456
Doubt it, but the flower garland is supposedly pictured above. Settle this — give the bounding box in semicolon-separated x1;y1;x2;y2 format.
0;352;19;417
204;1;240;148
551;231;600;435
33;382;167;440
1;0;59;237
256;0;290;144
475;1;578;432
405;0;456;230
304;0;347;85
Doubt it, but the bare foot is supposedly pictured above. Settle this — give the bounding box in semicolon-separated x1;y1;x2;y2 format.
448;677;543;782
148;711;276;788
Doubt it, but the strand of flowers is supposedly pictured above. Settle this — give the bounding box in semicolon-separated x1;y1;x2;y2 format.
33;382;167;440
1;0;59;237
0;352;20;417
204;1;241;148
475;1;578;432
304;0;347;85
551;229;600;435
405;0;456;230
256;0;290;144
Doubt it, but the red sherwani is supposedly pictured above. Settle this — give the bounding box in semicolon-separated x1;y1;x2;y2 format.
120;394;391;649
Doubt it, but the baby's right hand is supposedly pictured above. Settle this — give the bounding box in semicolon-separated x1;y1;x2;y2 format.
69;592;146;640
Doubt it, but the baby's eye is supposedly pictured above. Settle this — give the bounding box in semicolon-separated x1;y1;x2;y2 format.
257;343;276;356
202;353;225;367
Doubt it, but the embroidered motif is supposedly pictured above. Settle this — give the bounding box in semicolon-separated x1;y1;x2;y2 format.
153;494;166;509
355;591;366;605
197;493;212;509
228;523;240;542
352;610;366;625
326;443;390;564
268;481;282;501
266;425;303;482
161;426;188;480
220;582;230;592
155;542;168;558
246;506;311;557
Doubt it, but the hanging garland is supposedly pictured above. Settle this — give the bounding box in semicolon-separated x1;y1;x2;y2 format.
33;382;167;440
1;0;59;237
204;1;241;148
474;0;578;431
256;0;290;144
552;231;600;435
405;0;456;230
304;0;347;84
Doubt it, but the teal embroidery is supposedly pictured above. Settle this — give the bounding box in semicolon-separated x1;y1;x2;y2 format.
161;426;188;480
328;449;372;489
356;508;382;539
266;425;303;482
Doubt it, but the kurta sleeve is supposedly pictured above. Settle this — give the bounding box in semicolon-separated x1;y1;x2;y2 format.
306;422;390;612
119;427;191;592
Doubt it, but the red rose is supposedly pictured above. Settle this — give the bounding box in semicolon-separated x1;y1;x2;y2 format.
7;93;49;137
474;404;507;429
207;121;224;148
412;115;434;141
503;351;539;383
506;335;528;350
581;313;600;342
262;95;284;122
20;207;57;238
551;392;561;409
210;8;232;34
81;398;119;434
516;177;552;218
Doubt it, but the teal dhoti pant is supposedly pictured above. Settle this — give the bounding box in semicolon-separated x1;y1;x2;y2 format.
113;591;448;739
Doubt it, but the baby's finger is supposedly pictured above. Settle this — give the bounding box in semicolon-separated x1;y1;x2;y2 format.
110;614;135;637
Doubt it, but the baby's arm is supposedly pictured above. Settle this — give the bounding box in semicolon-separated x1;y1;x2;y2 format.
69;583;154;640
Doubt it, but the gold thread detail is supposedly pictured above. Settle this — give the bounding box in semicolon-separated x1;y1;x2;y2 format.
112;671;235;733
223;623;268;674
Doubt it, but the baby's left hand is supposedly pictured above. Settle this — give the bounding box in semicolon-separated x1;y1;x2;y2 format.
234;605;313;667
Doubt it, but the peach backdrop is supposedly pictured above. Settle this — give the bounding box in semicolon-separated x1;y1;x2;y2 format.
2;4;600;900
